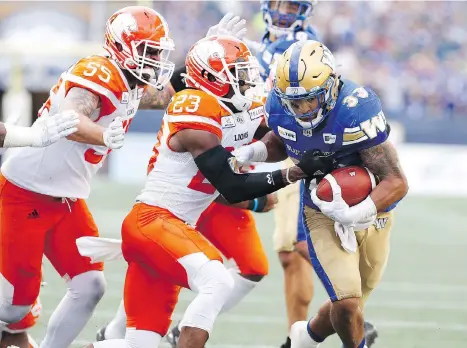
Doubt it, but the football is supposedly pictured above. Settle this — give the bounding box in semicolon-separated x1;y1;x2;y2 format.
316;166;376;207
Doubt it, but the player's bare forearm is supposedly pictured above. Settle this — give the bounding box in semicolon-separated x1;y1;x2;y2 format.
260;130;288;162
360;140;409;211
0;122;6;147
139;84;175;109
253;122;271;140
215;195;249;209
60;87;106;146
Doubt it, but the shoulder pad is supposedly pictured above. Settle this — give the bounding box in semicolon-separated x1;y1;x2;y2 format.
340;90;388;147
64;55;127;110
166;89;223;139
167;89;222;119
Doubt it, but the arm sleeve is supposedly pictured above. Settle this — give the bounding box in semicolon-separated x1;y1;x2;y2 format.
194;145;287;203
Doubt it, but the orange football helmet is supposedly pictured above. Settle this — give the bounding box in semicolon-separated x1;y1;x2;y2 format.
184;35;263;111
104;6;175;89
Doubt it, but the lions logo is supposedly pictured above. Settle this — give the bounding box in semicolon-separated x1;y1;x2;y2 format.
110;13;138;39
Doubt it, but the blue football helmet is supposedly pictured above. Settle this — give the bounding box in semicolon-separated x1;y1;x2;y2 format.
261;0;317;37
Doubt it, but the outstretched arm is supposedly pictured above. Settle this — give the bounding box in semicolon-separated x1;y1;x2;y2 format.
233;130;288;167
0;112;79;149
360;140;408;212
172;128;305;203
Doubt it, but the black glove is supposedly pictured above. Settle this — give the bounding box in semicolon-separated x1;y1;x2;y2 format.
297;150;335;180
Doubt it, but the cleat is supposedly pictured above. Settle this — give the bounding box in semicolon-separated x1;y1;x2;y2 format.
280;337;291;348
166;323;180;348
96;326;107;341
339;321;378;348
364;321;378;347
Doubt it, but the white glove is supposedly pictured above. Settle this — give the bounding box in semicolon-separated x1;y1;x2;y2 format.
354;213;377;231
232;145;255;167
103;117;125;149
311;174;377;226
31;110;80;147
206;13;247;40
232;141;268;167
4;110;80;148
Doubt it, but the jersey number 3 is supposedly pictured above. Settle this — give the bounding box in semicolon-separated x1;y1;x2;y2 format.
172;94;201;113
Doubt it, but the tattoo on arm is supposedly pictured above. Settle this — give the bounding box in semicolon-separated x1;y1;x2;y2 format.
63;88;100;117
140;84;175;109
0;122;6;147
360;141;404;180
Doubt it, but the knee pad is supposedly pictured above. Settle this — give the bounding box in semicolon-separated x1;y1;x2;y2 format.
190;259;234;299
125;328;161;348
68;270;106;306
0;303;31;325
0;273;33;324
179;257;234;333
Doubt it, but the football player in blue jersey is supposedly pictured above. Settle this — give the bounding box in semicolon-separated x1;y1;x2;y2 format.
233;40;408;348
246;3;319;347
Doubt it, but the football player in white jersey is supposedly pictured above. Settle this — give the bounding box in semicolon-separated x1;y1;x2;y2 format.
80;35;323;348
0;6;178;348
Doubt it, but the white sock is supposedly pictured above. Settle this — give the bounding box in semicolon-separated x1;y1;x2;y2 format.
125;328;161;348
93;339;126;348
220;269;257;313
105;299;127;339
39;271;106;348
290;321;321;348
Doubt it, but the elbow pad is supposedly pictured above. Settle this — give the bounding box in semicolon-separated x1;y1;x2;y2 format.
194;145;286;203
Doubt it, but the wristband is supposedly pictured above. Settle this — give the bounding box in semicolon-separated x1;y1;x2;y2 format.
247;195;268;212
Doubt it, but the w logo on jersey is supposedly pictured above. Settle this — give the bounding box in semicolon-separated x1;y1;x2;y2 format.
361;111;386;139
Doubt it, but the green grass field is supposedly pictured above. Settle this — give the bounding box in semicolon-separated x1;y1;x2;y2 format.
30;179;467;348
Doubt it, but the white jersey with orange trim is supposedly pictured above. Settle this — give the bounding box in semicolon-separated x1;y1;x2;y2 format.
137;89;265;225
2;55;142;199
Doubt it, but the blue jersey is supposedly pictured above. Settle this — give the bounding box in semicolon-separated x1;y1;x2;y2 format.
266;79;398;212
257;27;319;82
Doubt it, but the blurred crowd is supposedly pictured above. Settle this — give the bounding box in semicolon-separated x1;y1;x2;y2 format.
1;1;466;120
156;1;467;120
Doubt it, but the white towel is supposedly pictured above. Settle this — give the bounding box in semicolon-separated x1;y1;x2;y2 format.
334;213;377;253
76;237;123;263
334;222;358;253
